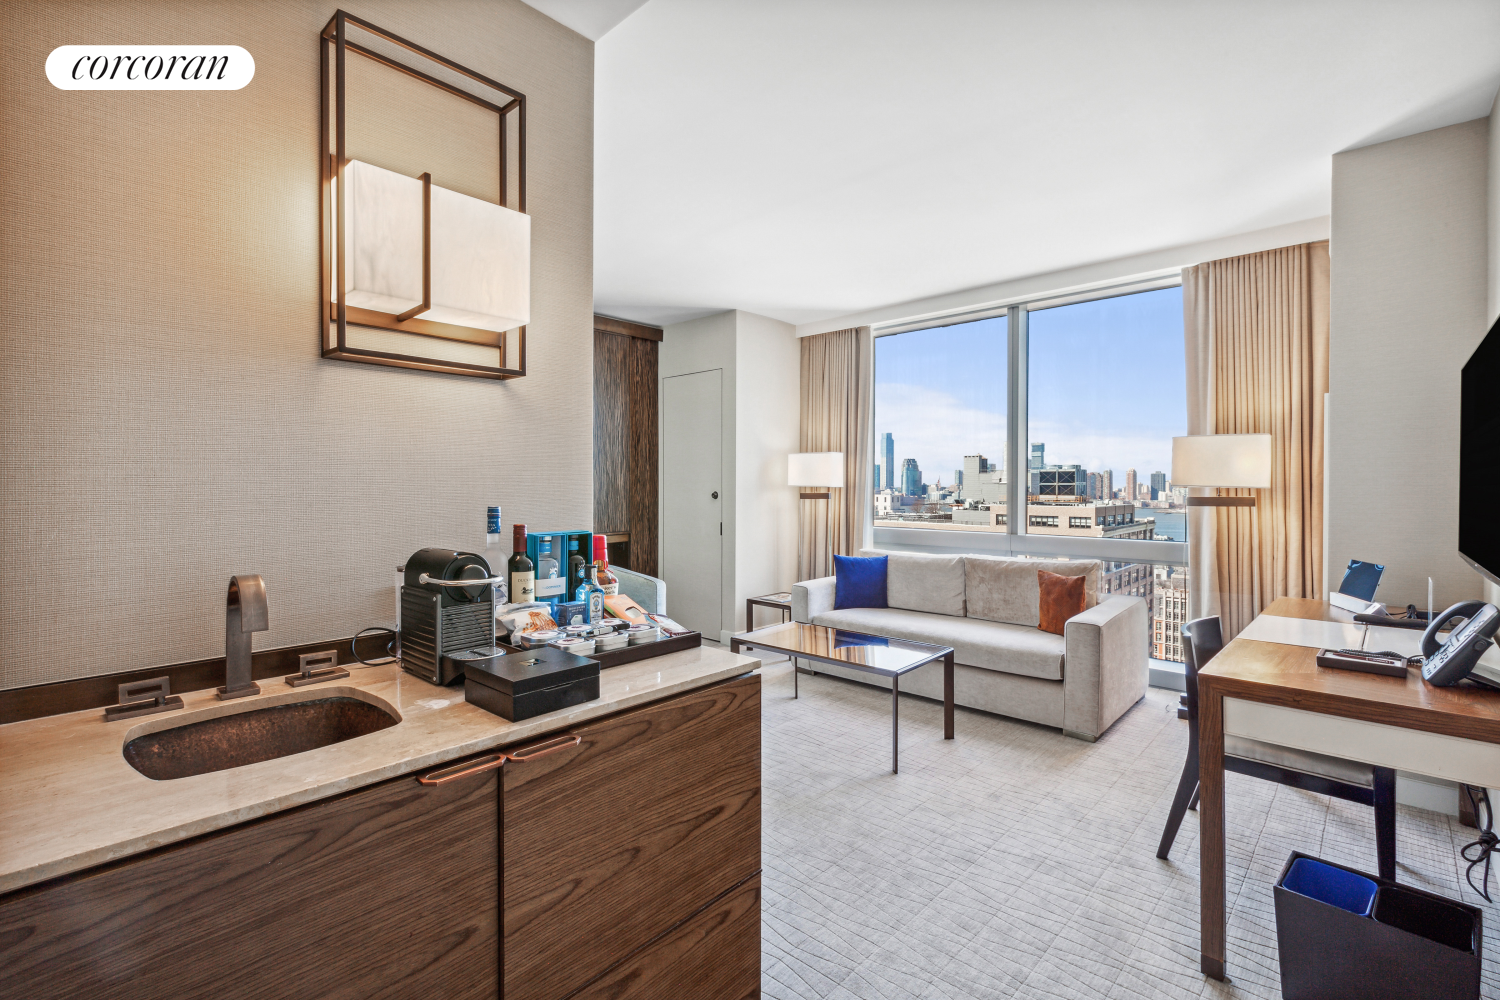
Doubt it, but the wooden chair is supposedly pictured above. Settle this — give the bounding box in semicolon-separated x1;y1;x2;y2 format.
1157;616;1397;880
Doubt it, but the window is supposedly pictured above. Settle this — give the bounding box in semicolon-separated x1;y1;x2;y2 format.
871;283;1189;664
872;315;1005;523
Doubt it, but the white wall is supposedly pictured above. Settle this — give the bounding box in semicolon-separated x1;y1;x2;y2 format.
1327;118;1491;609
797;217;1330;337
659;309;800;643
734;312;801;628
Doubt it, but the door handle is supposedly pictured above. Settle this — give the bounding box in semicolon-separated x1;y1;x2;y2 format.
418;754;505;785
711;491;719;499
505;733;581;762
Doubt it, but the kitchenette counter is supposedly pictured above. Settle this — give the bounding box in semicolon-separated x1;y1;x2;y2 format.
0;644;757;895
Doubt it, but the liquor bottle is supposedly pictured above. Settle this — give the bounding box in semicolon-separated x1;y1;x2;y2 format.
538;537;560;581
575;553;604;624
593;534;619;596
567;537;586;596
485;506;506;604
508;524;535;605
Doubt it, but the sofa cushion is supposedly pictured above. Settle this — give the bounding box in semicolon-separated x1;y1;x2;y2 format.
834;554;888;609
859;549;966;617
811;606;1065;681
964;556;1100;627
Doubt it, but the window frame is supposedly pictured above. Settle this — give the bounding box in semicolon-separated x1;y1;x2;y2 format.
870;275;1188;569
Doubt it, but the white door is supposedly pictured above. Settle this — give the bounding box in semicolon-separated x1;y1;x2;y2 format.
661;370;723;640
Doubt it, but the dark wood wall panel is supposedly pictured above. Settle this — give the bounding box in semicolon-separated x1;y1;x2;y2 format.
593;328;631;536
626;336;660;577
593;317;660;577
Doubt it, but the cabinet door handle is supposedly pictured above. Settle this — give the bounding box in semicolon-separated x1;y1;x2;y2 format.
417;754;505;785
505;734;581;762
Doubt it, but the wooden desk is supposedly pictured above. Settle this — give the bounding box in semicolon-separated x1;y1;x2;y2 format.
1198;597;1500;980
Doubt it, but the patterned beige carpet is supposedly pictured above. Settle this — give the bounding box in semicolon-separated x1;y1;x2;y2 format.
756;658;1499;999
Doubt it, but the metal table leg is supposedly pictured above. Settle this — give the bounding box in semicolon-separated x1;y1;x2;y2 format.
892;673;899;774
794;657;798;699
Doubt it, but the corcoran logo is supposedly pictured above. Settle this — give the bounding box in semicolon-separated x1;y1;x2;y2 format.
46;46;254;90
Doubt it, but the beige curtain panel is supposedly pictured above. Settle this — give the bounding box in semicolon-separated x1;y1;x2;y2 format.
798;326;873;581
1183;240;1330;639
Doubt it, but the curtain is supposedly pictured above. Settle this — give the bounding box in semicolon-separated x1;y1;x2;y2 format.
1183;241;1329;639
798;326;873;581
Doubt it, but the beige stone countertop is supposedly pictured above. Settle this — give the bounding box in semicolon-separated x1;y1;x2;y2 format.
0;645;757;895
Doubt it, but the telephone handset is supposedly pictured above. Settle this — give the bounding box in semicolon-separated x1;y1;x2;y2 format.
1420;601;1500;687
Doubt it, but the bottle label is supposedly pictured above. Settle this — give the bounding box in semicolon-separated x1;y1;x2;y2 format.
511;572;535;603
535;576;566;598
588;591;604;622
602;583;619;597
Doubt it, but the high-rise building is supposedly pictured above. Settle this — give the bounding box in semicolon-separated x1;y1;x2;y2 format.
881;433;895;490
1152;564;1189;662
953;469;964;490
901;458;921;497
1150;471;1166;493
1100;469;1113;500
874;463;881;489
1125;469;1137;503
1030;442;1045;470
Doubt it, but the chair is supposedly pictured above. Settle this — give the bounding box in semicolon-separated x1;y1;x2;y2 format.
1157;616;1396;881
612;565;666;615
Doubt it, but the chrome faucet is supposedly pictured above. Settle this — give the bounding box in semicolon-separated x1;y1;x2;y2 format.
220;575;269;700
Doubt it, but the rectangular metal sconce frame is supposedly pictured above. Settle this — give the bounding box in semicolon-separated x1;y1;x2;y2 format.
319;10;527;380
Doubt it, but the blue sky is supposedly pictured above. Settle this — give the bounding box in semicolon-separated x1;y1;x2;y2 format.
874;286;1185;486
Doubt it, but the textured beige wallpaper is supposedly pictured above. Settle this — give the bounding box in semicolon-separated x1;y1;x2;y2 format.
0;1;594;689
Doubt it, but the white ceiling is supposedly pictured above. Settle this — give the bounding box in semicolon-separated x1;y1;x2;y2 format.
591;0;1500;329
522;0;650;41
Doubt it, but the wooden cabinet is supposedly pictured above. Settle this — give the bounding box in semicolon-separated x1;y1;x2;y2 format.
0;754;500;1000
0;673;761;1000
503;672;761;1000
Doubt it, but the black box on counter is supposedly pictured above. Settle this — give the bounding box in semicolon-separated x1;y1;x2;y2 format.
464;645;600;721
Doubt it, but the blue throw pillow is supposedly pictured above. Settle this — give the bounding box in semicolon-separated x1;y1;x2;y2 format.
834;554;888;610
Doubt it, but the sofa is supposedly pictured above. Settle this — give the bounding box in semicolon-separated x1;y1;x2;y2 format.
791;549;1148;741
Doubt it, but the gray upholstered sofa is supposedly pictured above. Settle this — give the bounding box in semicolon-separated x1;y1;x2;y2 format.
791;549;1148;741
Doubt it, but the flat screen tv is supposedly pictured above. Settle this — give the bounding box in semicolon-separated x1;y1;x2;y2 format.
1460;313;1500;586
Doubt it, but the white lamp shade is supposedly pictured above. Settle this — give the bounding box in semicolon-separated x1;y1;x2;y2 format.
340;159;530;333
788;452;845;488
1171;434;1272;488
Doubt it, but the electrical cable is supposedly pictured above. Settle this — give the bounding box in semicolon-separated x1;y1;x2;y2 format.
1461;785;1497;902
352;625;400;667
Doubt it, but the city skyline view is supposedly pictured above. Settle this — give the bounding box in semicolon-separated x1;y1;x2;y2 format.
874;286;1186;490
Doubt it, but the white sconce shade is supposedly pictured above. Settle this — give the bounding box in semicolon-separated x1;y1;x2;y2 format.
1172;434;1272;488
788;452;845;488
340;159;530;334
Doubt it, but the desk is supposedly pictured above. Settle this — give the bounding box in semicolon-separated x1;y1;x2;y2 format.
1198;597;1500;980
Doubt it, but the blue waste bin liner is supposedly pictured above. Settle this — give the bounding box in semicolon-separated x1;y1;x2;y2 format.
1281;857;1377;915
1274;851;1481;1000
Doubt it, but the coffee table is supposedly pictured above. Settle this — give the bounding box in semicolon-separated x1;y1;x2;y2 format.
730;621;954;773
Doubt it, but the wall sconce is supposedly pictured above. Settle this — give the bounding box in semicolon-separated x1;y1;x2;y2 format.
320;11;529;380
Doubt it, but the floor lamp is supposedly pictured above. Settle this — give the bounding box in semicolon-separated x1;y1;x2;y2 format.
789;451;844;581
1172;434;1273;632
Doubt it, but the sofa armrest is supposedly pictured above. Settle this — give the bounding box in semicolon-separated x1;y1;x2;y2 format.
1061;595;1148;741
792;577;836;623
613;566;666;616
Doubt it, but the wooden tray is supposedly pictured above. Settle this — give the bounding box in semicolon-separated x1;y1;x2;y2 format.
500;630;702;669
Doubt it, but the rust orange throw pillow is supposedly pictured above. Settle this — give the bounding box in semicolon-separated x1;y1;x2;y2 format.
1038;570;1086;635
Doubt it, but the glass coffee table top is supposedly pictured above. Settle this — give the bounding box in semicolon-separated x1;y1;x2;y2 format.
732;620;951;676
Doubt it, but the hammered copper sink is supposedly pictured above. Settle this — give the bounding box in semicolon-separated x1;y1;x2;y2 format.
123;697;400;781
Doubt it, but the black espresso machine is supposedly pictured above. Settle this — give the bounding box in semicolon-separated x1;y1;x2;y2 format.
400;547;501;685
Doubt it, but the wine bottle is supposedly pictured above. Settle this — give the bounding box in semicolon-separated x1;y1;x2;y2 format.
508;525;535;605
593;533;619;596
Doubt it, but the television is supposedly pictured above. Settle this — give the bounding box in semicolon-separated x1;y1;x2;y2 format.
1460;312;1500;586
